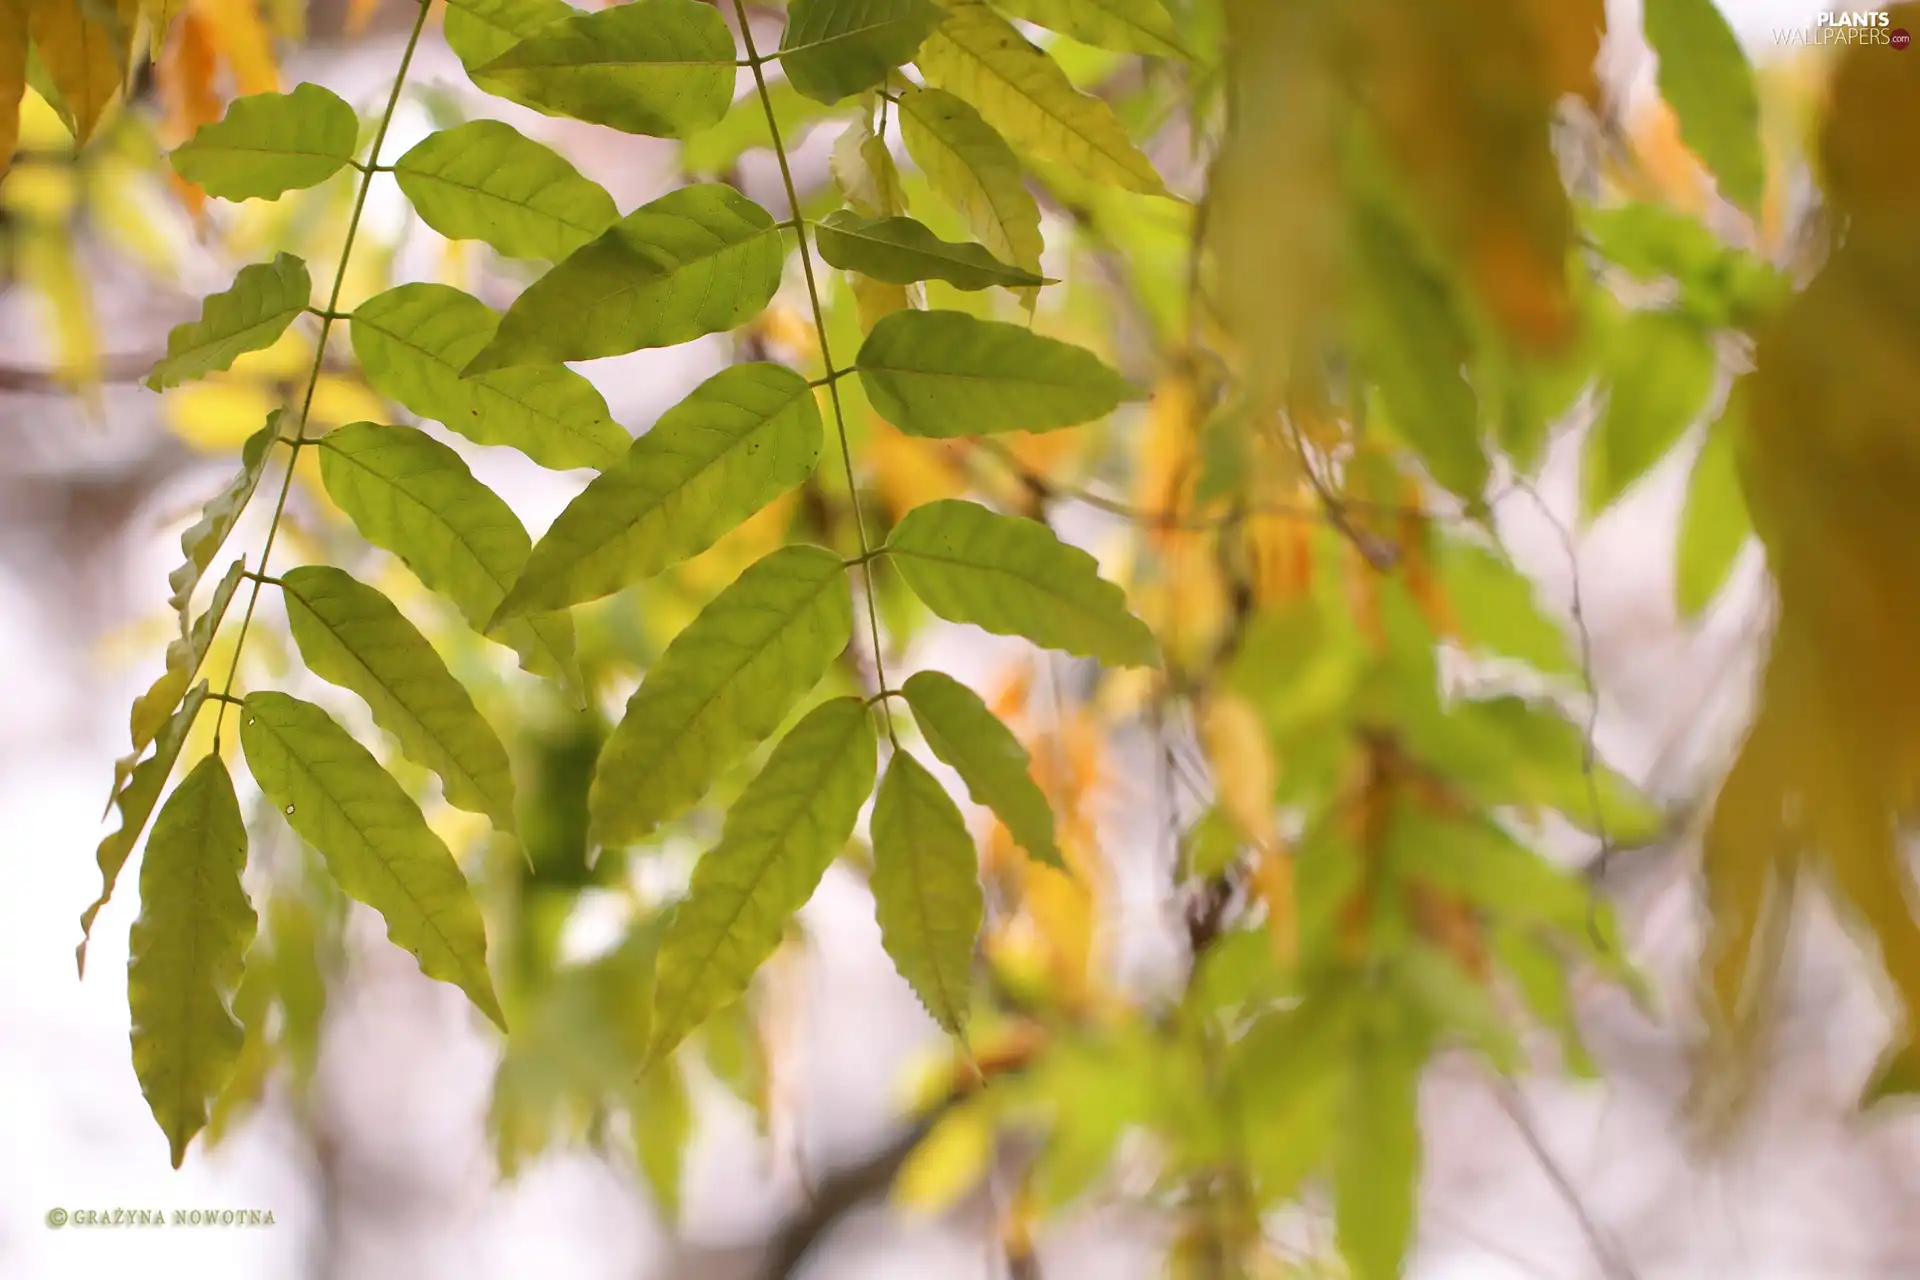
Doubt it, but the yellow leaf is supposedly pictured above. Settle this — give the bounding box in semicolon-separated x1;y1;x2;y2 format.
189;0;276;95
30;0;134;144
1201;692;1276;849
342;0;379;35
165;380;278;451
893;1099;995;1215
0;0;27;186
307;375;385;427
19;224;97;387
227;325;309;380
869;418;966;523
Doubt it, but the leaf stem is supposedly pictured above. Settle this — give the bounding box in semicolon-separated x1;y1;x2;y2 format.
210;0;436;751
730;0;897;746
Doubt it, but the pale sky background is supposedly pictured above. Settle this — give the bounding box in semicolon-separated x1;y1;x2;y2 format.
0;2;1895;1279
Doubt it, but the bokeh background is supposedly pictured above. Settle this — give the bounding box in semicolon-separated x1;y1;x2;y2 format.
6;1;1911;1277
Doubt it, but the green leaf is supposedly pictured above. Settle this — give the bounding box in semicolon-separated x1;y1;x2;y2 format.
240;691;506;1030
591;545;853;846
632;1060;693;1219
684;81;847;175
777;0;945;104
1676;386;1752;617
148;254;311;391
896;84;1044;283
855;309;1133;437
1402;810;1617;950
647;696;876;1061
1585;308;1717;519
445;0;576;91
913;0;1166;196
1643;0;1765;214
1227;997;1351;1204
317;423;580;695
1333;999;1427;1280
128;755;255;1169
902;670;1060;870
170;83;359;202
475;0;736;139
114;558;246;806
494;363;823;622
870;750;984;1035
167;419;276;628
465;184;784;373
351;284;627;472
987;0;1187;59
281;565;519;835
815;210;1044;291
1434;537;1576;677
886;499;1158;667
79;683;210;975
393;121;619;262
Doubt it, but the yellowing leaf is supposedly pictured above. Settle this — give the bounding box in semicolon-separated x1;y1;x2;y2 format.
896;83;1044;285
914;0;1166;196
191;0;278;95
165;380;279;451
0;0;27;186
31;0;133;144
894;1098;995;1213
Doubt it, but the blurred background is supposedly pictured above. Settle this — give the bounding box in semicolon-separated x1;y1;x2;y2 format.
7;0;1916;1277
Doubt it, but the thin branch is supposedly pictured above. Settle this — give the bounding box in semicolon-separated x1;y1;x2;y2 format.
1491;1076;1638;1280
730;0;898;747
209;0;432;747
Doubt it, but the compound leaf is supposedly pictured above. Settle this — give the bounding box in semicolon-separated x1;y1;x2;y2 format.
281;565;519;834
352;283;627;472
393;120;619;261
149;254;311;391
902;670;1061;870
590;544;853;846
240;691;506;1030
887;499;1157;667
855;308;1133;437
870;751;983;1035
466;184;784;373
170;83;359;201
317;423;580;695
494;362;823;622
475;0;735;138
814;210;1044;291
128;755;255;1169
647;696;876;1061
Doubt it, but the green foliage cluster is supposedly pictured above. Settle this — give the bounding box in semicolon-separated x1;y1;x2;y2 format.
78;0;1911;1274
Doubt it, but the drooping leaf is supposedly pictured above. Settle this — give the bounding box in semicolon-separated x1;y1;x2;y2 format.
632;1059;693;1219
777;0;944;104
1643;0;1765;214
116;559;245;803
474;0;735;138
830;109;909;218
170;83;359;201
1584;308;1717;519
351;284;627;472
317;423;580;694
494;363;823;622
988;0;1186;59
855;309;1134;438
280;565;519;834
30;0;131;144
1333;999;1427;1280
392;121;619;262
167;419;277;628
1676;385;1752;618
870;750;984;1035
78;683;210;975
127;755;255;1169
590;545;853;847
896;84;1044;283
814;210;1044;291
444;0;575;88
913;0;1166;196
902;669;1060;869
149;254;311;391
887;499;1157;667
647;696;876;1061
465;184;784;373
240;691;506;1030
